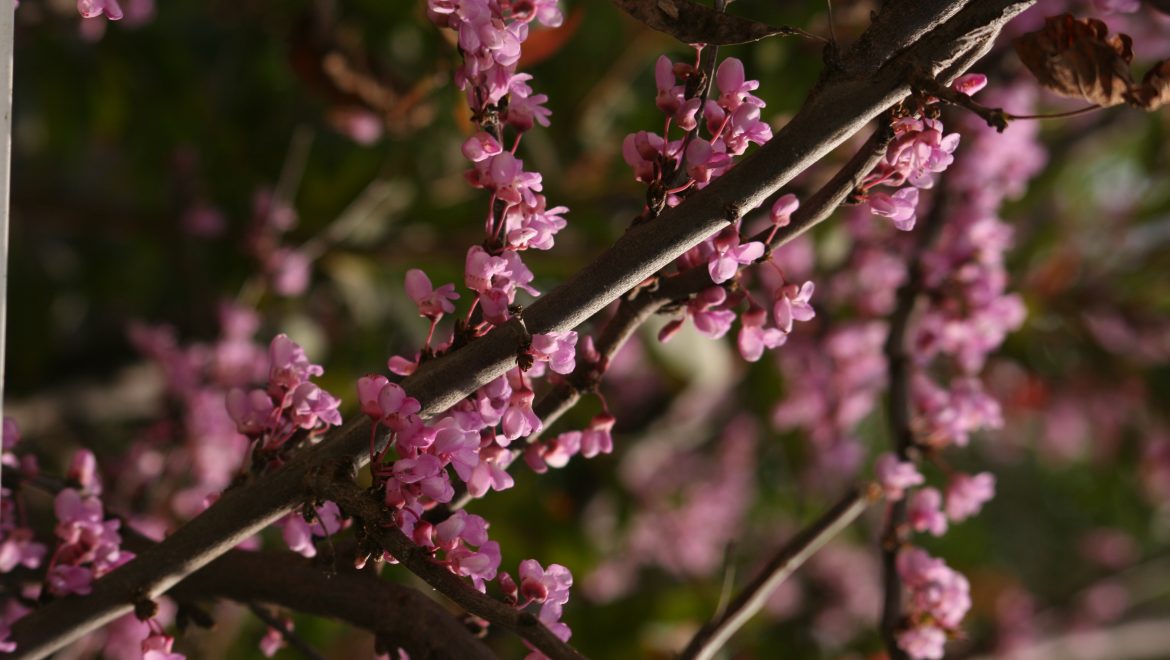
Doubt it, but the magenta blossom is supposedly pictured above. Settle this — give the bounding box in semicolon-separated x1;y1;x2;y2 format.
772;281;816;333
530;331;578;375
78;0;124;20
945;472;996;522
875;453;924;501
907;488;948;537
405;269;459;318
707;227;764;284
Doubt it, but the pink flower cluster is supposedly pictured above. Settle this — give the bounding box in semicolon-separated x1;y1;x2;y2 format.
895;548;972;659
277;501;345;559
500;559;574;658
247;189;313;297
46;453;135;597
226;334;343;465
857;75;985;231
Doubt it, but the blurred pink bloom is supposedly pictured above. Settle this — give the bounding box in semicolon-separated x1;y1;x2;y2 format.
945;472;995;522
907;488;948;537
405;269;459;318
875;453;924;501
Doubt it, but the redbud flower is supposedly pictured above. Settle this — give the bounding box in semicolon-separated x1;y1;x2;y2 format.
78;0;124;20
530;331;578;374
141;632;184;660
772;281;816;333
907;488;948;537
405;269;459;318
769;193;799;227
897;625;946;660
875;453;924;501
580;413;615;458
951;73;988;96
226;389;276;436
737;305;786;362
461;132;503;163
868;187;920;231
707;228;764;284
945;472;996;521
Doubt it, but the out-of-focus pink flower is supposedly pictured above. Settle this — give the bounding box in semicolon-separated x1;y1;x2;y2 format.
897;625;947;660
907;488;948;537
78;0;124;20
141;633;184;660
875;453;924;501
945;472;995;521
226;389;276;436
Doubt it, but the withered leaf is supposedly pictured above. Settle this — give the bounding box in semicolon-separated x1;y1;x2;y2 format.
1013;14;1136;107
612;0;797;46
1127;59;1170;110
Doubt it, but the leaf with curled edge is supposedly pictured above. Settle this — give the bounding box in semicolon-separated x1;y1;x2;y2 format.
612;0;797;46
1013;14;1136;107
1126;59;1170;110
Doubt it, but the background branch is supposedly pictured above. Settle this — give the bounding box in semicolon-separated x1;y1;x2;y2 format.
679;486;878;660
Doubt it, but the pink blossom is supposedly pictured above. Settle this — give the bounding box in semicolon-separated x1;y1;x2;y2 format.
580;413;615;458
875;453;924;501
259;624;288;657
707;228;764;284
67;449;102;494
542;431;581;468
2;417;19;452
770;194;799;227
48;564;94;596
502;387;541;441
267;248;311;297
868;187;920;231
737;305;786;362
772;281;816;333
685;138;731;185
141;633;185;660
405;269;459;318
722;104;772;155
907;488;948;537
687;287;736;339
622;131;665;183
435;510;490;548
287;382;343;429
518;559;573;624
78;0;124;20
945;472;995;521
654;55;682;115
897;625;947;660
267;335;324;393
225;388;276;436
504;75;552;131
530;331;577;374
714;58;762;113
462;132;503;163
376;381;423;430
448;540;501;592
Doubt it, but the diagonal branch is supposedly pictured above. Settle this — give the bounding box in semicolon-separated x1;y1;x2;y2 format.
678;486;879;660
3;2;1033;657
315;476;587;660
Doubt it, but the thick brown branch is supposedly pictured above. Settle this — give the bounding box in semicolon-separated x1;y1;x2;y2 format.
3;2;1032;656
174;550;497;660
679;486;878;660
318;477;587;660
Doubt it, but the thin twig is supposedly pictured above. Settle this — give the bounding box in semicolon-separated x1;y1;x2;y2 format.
246;602;327;660
878;184;952;660
679;486;879;660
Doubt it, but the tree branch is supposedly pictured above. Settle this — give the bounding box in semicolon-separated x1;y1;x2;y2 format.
679;486;879;660
3;2;1033;656
316;476;587;660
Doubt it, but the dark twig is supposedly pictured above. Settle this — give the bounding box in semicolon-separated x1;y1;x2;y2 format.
878;186;952;660
679;486;880;660
3;2;1033;656
246;602;327;660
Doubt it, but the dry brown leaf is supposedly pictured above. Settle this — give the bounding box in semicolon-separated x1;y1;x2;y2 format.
612;0;797;46
1013;14;1136;107
1127;59;1170;110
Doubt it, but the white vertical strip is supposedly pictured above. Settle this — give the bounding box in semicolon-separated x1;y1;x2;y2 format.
0;0;14;493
